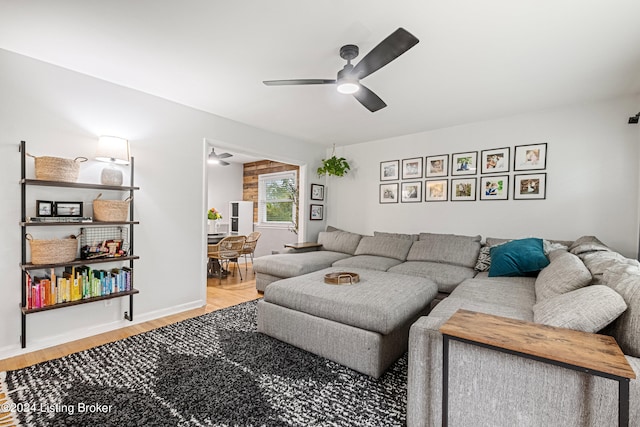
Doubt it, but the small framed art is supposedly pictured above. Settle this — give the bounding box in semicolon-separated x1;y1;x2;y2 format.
379;183;399;204
311;183;325;201
480;176;509;200
481;147;510;174
451;152;478;176
402;157;423;180
425;179;448;202
380;160;399;181
451;178;477;201
401;181;422;203
54;201;84;217
36;200;54;217
425;154;449;178
514;143;547;171
310;204;324;220
514;173;546;200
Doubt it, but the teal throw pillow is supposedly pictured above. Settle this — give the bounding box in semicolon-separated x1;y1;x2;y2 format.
488;238;550;277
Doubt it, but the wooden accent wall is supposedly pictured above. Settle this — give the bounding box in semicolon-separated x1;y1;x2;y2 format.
243;160;299;222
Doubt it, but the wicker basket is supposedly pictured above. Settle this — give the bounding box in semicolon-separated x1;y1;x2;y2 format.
93;193;132;222
27;234;79;265
27;153;88;182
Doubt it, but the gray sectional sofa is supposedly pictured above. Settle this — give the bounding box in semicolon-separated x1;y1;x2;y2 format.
253;230;640;426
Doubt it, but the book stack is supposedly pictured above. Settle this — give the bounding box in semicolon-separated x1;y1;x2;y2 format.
25;266;132;309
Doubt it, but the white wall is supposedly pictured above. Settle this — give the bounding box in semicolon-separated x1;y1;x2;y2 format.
326;96;640;258
0;49;326;358
207;161;243;232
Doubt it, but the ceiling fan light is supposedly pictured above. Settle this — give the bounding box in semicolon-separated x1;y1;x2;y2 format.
337;81;359;94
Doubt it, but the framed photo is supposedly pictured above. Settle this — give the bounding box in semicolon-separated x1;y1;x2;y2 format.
310;183;324;201
54;201;84;217
380;160;399;181
425;179;448;202
451;151;478;176
310;204;324;220
425;154;449;178
480;176;509;200
451;178;477;201
514;143;547;171
514;173;547;200
401;157;423;180
379;183;399;204
481;147;510;174
36;200;54;217
401;181;422;203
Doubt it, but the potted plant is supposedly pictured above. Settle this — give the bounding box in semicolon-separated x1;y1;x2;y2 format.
317;144;351;177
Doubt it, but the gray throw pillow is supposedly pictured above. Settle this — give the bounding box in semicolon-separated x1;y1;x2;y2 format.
534;285;627;332
568;235;610;255
535;251;592;302
603;263;640;357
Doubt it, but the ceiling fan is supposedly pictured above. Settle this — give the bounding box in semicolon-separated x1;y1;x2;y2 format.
263;28;419;112
208;148;232;166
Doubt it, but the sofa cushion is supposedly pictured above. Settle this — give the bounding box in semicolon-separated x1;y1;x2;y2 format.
253;251;352;278
603;263;640;357
374;231;419;241
408;233;482;268
533;285;627;333
488;238;549;277
581;251;640;285
428;297;533;322
388;261;476;293
317;230;363;255
568;235;610;255
451;278;536;312
332;255;402;271
534;251;592;302
354;235;413;261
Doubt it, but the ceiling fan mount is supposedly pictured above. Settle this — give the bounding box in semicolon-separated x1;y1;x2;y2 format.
263;28;419;112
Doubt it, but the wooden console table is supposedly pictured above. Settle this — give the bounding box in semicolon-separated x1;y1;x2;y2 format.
440;309;636;427
284;242;322;250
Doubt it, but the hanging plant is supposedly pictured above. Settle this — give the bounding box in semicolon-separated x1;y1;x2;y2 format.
317;145;351;177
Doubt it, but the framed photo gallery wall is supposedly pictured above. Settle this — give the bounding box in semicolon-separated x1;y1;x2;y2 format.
378;143;547;203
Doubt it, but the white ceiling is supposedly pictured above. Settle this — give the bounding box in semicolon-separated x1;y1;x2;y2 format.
2;1;640;147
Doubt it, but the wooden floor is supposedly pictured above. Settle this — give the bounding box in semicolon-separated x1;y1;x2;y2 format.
0;264;262;372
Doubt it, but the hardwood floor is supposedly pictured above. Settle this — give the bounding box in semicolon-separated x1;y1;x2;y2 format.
0;264;262;372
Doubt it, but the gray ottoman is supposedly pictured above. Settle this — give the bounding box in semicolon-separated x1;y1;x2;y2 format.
257;267;438;378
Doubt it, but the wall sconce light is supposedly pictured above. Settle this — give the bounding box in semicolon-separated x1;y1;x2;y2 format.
96;136;130;185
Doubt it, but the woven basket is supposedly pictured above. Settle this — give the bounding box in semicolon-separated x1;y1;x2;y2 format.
27;153;88;182
93;193;132;222
27;234;79;265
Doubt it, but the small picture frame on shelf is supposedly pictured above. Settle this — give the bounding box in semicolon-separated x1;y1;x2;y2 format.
425;179;448;202
402;157;423;180
380;160;399;181
425;154;449;178
54;201;84;217
514;173;547;200
401;181;422;203
451;178;477;201
379;183;399;204
311;184;325;201
36;200;54;217
451;152;478;176
480;147;510;174
310;204;324;220
480;175;509;200
514;143;547;171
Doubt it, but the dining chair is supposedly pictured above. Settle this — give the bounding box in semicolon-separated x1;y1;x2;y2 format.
207;235;246;285
240;231;262;274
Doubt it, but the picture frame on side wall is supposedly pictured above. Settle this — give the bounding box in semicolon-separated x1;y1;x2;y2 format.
380;160;399;181
514;173;547;200
311;183;325;201
425;154;449;178
481;147;510;174
54;201;84;217
514;143;547;171
451;178;477;201
425;179;448;202
401;181;422;203
451;151;478;176
401;157;423;180
379;183;399;204
36;200;54;217
310;204;324;220
480;175;509;200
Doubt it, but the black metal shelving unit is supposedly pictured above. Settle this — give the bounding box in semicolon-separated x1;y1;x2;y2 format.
19;140;140;348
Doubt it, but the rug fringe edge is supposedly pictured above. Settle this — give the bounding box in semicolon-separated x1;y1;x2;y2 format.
0;371;21;427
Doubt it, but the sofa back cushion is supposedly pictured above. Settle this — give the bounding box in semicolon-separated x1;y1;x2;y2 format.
354;236;413;261
535;251;592;301
374;231;419;241
568;235;610;255
407;233;481;268
317;230;362;255
603;263;640;357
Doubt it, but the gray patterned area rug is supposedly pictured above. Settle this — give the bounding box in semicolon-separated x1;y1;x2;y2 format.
1;300;407;426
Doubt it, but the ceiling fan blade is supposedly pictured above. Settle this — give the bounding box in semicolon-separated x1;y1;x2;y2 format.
219;160;230;166
217;153;232;159
263;79;336;86
353;84;387;112
352;28;419;80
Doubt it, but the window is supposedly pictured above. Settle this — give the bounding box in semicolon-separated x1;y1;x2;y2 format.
258;171;297;225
